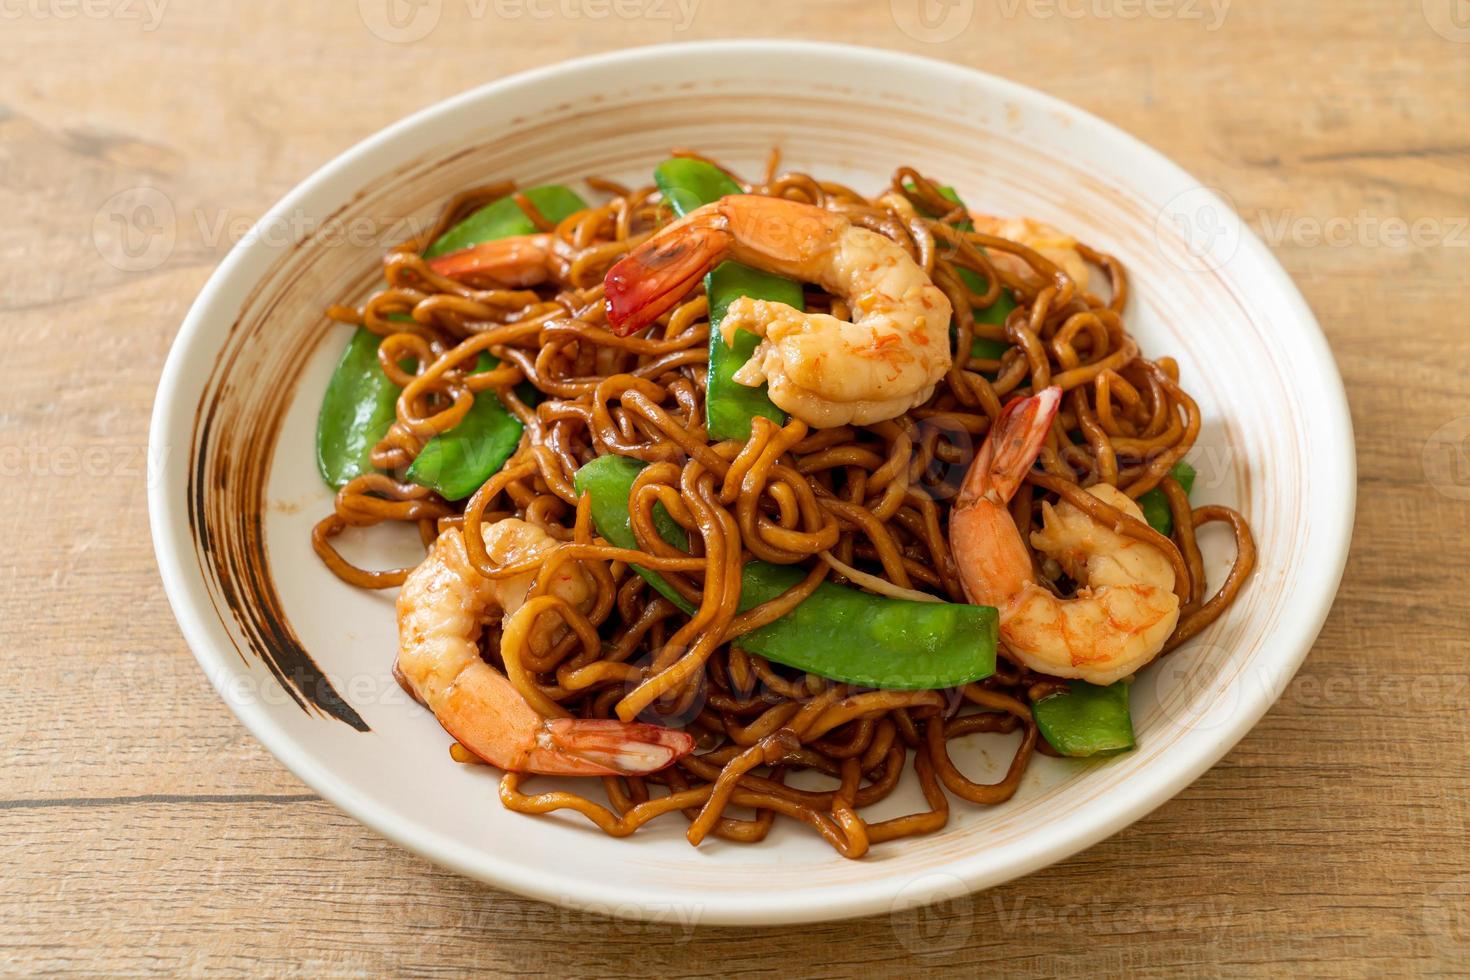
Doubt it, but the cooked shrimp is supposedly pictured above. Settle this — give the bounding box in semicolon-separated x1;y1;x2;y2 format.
970;215;1090;292
397;518;693;775
603;195;953;428
951;388;1180;685
427;234;556;287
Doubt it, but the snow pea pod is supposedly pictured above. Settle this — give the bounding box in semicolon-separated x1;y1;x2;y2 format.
928;185;1016;355
424;184;587;258
401;353;518;501
573;455;998;690
653;158;801;440
1139;461;1197;536
315;316;413;490
405;186;587;499
317;186;586;494
1032;680;1135;757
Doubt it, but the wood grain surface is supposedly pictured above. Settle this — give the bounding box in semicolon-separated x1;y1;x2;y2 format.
4;0;1467;974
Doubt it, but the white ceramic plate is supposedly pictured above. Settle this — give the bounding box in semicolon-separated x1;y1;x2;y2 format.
149;41;1354;925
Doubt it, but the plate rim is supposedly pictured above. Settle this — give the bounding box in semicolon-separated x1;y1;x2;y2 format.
148;38;1357;925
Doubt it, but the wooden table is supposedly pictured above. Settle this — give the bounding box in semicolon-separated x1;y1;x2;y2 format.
6;0;1467;973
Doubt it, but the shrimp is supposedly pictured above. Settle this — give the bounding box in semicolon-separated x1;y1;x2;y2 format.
396;518;693;775
950;388;1180;685
426;234;556;287
603;195;954;428
970;215;1091;293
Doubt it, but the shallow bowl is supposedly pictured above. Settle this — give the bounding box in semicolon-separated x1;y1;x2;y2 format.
150;40;1355;925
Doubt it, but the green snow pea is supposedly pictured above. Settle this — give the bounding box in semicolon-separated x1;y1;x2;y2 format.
927;185;1017;356
406;186;589;498
1138;461;1198;537
402;352;522;501
573;454;998;689
1033;680;1136;757
653;158;802;441
316;186;586;494
315;316;414;491
424;184;588;258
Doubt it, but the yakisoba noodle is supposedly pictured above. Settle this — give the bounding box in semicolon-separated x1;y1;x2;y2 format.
311;151;1255;857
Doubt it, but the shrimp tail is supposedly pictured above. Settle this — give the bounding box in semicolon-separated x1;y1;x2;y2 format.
959;387;1062;508
538;718;695;776
604;218;728;336
431;662;694;777
426;234;553;288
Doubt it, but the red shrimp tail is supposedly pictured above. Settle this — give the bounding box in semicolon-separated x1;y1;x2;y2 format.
961;387;1063;506
540;718;695;776
603;225;727;336
425;238;550;288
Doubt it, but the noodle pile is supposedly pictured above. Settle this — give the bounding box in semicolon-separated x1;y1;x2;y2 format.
311;151;1255;857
